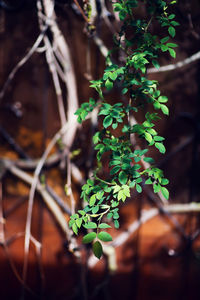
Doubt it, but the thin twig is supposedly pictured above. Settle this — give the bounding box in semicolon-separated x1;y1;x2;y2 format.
148;51;200;73
0;27;48;101
73;0;90;23
22;122;69;289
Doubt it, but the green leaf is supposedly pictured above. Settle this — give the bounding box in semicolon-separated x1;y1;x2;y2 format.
110;165;121;175
107;212;113;219
84;222;97;229
78;210;86;216
98;223;112;229
93;241;103;259
160;104;169;115
145;178;153;184
161;178;169;185
103;115;113;128
112;123;118;129
122;88;128;94
160;36;169;43
83;232;97;244
166;43;178;48
161;186;169;200
76;218;82;228
122;185;130;197
98;231;113;242
153;183;161;193
153;101;161;109
114;220;119;229
152;59;160;69
154;136;165;142
143;157;155;163
118;171;128;184
168;14;175;19
92;206;99;214
158;96;168;103
72;223;78;235
168;26;175;37
89;194;96;206
109;72;117;81
113;185;121;193
155;142;166;154
144;132;152;143
168;48;176;58
118;189;126;202
136;184;142;193
105;79;113;90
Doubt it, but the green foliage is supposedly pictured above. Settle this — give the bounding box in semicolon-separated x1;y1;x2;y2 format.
69;0;179;259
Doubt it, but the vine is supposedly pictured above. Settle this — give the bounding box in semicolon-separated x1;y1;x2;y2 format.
69;0;179;259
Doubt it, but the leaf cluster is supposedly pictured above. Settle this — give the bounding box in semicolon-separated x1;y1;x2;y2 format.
69;0;179;259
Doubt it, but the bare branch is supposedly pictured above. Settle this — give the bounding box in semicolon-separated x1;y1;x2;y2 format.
148;51;200;74
0;28;47;101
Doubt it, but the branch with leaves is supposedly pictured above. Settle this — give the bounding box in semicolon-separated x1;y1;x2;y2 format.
69;0;180;259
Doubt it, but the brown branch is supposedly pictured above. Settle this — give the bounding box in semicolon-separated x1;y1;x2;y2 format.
73;0;90;24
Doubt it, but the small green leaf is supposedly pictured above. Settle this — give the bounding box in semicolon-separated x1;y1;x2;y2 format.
89;194;96;206
161;186;169;200
84;222;97;229
118;171;127;185
110;165;121;175
152;60;160;69
122;185;130;197
114;220;119;229
92;206;99;214
103;115;113;128
98;223;112;229
161;178;169;185
98;231;113;242
145;178;153;184
160;104;169;115
76;218;82;228
72;223;78;235
143;157;155;163
153;101;161;109
129;181;136;188
160;36;169;43
144;132;152;143
118;189;126;202
93;241;103;259
136;184;142;193
122;88;128;94
168;14;175;20
154;136;165;142
109;72;117;81
168;48;176;58
105;79;113;90
112;123;118;129
168;26;175;37
155;142;166;154
113;185;121;193
158;96;168;103
83;232;97;244
107;212;113;219
153;183;161;193
166;43;178;48
78;210;86;216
